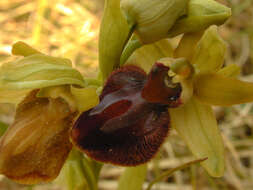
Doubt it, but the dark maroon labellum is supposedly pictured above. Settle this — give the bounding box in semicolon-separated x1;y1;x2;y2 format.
71;63;182;166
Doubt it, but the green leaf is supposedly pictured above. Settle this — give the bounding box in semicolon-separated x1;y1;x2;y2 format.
146;158;207;190
99;0;131;81
0;54;85;104
194;73;253;106
169;97;225;177
192;25;227;73
117;165;147;190
168;0;231;37
0;121;8;137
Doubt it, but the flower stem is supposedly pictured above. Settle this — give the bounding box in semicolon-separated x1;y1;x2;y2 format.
32;0;47;46
146;158;207;190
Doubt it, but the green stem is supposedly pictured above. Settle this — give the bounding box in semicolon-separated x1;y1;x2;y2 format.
32;0;47;46
82;156;99;190
146;158;207;190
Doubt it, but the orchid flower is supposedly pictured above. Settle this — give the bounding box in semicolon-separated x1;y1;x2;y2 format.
0;0;252;189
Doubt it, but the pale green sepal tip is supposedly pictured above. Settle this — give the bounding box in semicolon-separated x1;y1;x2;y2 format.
12;41;41;57
194;73;253;106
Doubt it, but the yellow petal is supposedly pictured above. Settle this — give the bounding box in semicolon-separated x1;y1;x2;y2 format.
194;73;253;106
0;91;76;184
174;31;203;61
169;97;225;177
127;39;173;73
192;25;227;73
71;86;99;112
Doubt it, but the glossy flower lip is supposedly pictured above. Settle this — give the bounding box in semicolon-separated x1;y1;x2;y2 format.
71;63;181;166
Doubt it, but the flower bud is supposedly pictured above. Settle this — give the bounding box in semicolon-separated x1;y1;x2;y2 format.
168;0;231;37
121;0;188;44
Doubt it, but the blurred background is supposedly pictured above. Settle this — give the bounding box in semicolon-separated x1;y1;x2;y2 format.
0;0;253;189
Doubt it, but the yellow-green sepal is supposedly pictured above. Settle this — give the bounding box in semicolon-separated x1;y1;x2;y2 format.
0;54;85;104
194;73;253;106
169;97;225;177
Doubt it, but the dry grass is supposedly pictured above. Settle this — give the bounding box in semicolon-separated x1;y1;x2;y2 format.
0;0;253;190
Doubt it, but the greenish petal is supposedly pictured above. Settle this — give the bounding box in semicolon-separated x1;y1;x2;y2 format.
174;31;203;61
169;97;225;177
194;73;253;106
99;0;130;81
168;0;231;37
126;39;173;72
192;25;227;73
0;54;85;104
117;164;147;190
71;86;99;112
